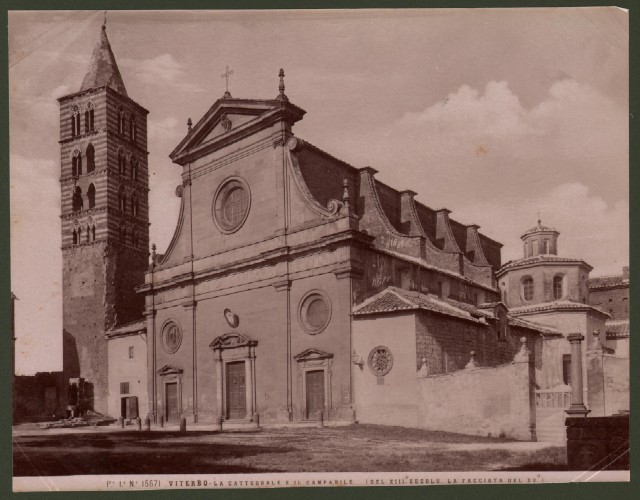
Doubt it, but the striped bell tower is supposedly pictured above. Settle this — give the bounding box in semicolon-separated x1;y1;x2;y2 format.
58;22;149;414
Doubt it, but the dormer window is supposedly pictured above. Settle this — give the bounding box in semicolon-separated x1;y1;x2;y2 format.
522;276;534;302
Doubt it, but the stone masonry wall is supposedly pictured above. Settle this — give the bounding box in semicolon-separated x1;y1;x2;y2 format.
417;356;534;440
566;415;629;470
415;311;535;374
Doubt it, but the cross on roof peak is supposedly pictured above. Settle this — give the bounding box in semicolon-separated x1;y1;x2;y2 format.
221;65;234;98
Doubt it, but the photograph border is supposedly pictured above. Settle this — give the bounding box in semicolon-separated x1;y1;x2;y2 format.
1;0;637;498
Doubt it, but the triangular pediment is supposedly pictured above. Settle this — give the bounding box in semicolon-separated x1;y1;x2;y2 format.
170;97;305;165
157;364;183;376
209;332;257;351
294;348;333;362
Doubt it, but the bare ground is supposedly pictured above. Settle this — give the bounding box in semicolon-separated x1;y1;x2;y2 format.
13;424;567;476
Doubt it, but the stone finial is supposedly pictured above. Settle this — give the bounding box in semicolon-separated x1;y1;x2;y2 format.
588;329;603;354
514;336;530;362
417;357;428;377
342;178;351;215
151;243;157;264
276;68;289;102
465;351;478;369
187;118;192;133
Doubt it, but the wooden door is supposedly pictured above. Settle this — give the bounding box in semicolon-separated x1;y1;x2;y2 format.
305;370;325;420
226;362;246;419
165;382;178;422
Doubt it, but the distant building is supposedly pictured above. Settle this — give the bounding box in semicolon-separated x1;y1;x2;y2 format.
496;221;629;440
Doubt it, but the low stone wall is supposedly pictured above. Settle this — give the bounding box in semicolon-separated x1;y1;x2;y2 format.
416;352;534;440
566;415;629;470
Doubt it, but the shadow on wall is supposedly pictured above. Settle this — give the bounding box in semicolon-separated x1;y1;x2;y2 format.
62;329;80;379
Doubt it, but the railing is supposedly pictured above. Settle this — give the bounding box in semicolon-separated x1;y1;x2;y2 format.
535;389;571;408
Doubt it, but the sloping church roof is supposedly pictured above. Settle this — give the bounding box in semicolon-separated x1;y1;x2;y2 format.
80;25;128;96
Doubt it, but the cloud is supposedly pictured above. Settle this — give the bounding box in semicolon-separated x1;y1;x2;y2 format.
452;181;628;276
121;53;204;92
10;154;63;374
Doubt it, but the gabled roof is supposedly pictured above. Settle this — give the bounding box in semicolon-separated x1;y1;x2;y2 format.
588;274;629;290
80;25;128;96
353;286;560;335
352;287;486;324
105;318;146;339
605;320;629;339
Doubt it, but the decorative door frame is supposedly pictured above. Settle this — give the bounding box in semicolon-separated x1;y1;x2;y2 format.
210;333;258;422
157;364;183;421
294;348;333;421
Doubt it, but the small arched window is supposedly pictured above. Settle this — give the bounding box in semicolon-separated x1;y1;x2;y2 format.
72;150;82;176
522;277;534;301
87;183;96;209
85;225;90;242
72;228;78;245
553;275;563;300
131;117;137;143
119;188;127;212
86;103;95;132
131;157;138;180
118;108;124;135
131;195;138;216
118;150;125;175
91;225;96;241
71;106;80;137
121;112;127;136
86;144;95;173
72;186;83;212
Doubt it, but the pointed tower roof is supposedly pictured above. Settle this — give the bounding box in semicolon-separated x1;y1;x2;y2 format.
80;24;128;96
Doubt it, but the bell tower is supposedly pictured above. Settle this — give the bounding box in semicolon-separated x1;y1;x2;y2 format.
58;22;149;414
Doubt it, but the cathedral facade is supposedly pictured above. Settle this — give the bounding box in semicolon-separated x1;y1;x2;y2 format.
58;24;627;437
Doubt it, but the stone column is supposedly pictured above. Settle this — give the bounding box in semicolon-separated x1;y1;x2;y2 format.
215;353;224;420
245;354;254;421
566;334;590;417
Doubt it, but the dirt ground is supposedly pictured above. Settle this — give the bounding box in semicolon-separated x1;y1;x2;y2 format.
13;423;567;476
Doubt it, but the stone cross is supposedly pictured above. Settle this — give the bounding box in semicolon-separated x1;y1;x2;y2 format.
221;65;234;96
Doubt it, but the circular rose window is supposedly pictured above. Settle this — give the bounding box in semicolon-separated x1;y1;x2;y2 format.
299;291;331;335
212;177;251;234
368;346;393;376
161;321;182;354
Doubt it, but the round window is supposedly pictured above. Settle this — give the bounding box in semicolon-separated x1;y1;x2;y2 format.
161;321;182;354
213;178;251;234
368;346;393;376
299;291;331;334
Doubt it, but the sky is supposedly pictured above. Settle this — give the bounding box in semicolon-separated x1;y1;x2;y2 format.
8;8;629;374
